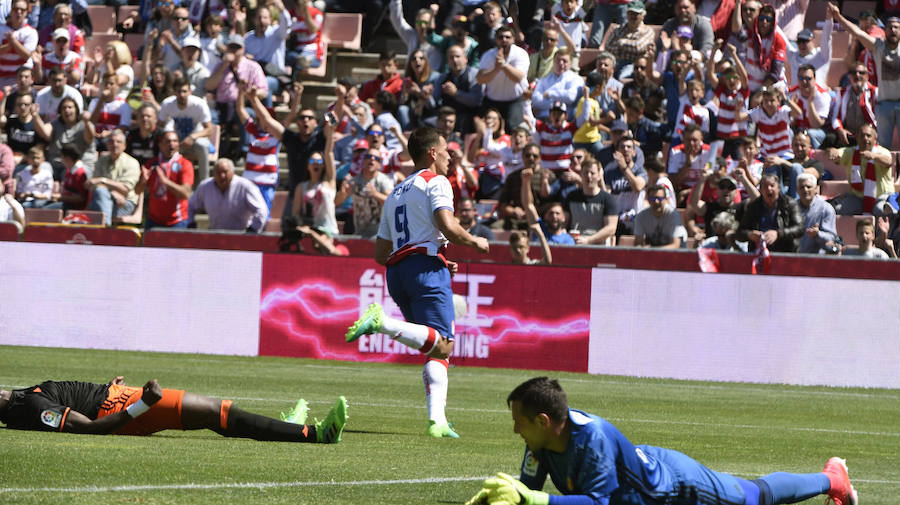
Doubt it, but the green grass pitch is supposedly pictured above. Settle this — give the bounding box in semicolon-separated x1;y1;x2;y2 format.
1;345;898;505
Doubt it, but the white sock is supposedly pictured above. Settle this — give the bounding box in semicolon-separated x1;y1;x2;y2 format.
423;359;449;424
381;316;438;353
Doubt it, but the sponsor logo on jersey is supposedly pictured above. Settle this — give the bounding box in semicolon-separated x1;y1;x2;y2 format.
522;450;539;477
41;410;61;428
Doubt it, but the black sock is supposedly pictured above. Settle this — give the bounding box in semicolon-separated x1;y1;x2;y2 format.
218;406;317;442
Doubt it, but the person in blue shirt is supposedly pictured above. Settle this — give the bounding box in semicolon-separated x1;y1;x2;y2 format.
467;377;857;505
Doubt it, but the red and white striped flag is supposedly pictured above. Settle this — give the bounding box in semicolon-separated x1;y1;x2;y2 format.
751;239;771;275
698;248;720;272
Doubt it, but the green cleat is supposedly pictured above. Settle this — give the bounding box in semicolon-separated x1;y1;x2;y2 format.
345;303;384;342
427;420;459;438
280;399;309;425
315;396;348;443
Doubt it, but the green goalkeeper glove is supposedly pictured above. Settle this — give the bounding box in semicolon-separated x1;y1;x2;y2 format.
464;488;489;505
487;472;550;505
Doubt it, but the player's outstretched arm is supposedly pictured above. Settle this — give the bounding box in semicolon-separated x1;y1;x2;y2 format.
434;209;489;253
64;380;163;434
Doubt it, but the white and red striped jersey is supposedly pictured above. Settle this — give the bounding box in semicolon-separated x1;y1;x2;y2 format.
377;169;453;263
88;97;131;133
710;84;749;139
673;95;710;140
749;105;792;158
788;83;831;130
42;50;84;77
243;119;280;186
666;142;711;189
0;24;38;82
535;119;579;172
832;82;877;132
291;6;325;62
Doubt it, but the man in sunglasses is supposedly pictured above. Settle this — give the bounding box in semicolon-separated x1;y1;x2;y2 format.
634;183;686;248
830;62;877;148
787;64;830;148
160;7;197;70
0;0;38;89
786;19;833;88
830;4;900;149
744;4;787;92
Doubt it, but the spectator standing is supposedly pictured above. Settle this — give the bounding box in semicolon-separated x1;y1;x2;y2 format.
88;72;132;147
3;92;37;157
126;104;163;168
435;44;484;135
604;132;648;229
35;68;83;123
476;25;529;131
748;86;802;159
397;48;441;131
787;22;832;88
159;78;213;182
589;0;630;49
188;158;268;232
290;123;341;253
744;4;787;92
388;0;444;73
244;0;291;103
85;41;134;100
288;0;325;71
774;0;808;42
565;159;619;245
335;145;395;238
235;86;281;212
134;130;195;229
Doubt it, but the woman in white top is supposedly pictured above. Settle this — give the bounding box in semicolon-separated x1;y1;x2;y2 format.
84;41;134;99
291;121;343;255
469;107;511;200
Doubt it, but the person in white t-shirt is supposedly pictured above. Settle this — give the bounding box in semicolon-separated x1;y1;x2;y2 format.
14;146;53;207
35;68;83;123
158;78;213;181
0;177;25;227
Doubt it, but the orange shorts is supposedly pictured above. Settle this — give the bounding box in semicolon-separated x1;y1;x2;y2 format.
96;384;185;436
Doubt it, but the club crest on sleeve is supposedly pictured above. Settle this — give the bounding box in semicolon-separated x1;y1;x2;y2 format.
40;410;61;428
523;450;539;477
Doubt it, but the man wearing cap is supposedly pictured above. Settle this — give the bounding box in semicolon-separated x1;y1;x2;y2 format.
38;28;83;86
204;33;268;160
603;0;655;79
174;36;210;97
160;6;197;70
831;4;900;149
38;4;84;56
685;165;745;243
35;68;82;123
659;0;714;55
531;48;582;120
477;25;530;130
787;21;833;88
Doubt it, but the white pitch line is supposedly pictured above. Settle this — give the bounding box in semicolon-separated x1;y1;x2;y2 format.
0;476;487;495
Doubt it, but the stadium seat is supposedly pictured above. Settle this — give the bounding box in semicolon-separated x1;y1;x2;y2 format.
820;180;850;199
0;220;22;241
579;48;600;74
831;31;850;59
84;33;122;59
271;190;289;218
23;208;63;225
113;192;144;225
842;1;871;19
124;33;144;61
208;124;220;166
811;149;848;180
617;235;636;246
835;214;873;246
65;209;106;225
322;13;362;51
805;1;827;28
87;5;117;34
493;229;512;243
826;59;847;89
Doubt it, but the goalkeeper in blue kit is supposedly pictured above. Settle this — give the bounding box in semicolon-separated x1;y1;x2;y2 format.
467;377;857;505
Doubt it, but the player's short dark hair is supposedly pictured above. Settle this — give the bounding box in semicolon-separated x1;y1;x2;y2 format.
507;377;569;423
408;126;444;165
495;25;514;38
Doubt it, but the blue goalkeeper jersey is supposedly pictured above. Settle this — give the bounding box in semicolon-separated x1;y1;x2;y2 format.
518;409;747;505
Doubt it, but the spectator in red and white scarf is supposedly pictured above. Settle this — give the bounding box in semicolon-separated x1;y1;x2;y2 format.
830;62;878;148
744;3;786;93
825;123;895;217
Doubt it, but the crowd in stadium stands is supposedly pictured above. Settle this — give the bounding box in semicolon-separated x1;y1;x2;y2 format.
0;0;899;259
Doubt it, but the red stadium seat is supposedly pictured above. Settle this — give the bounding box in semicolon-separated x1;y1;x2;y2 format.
87;5;117;34
0;220;22;241
322;13;362;51
65;209;106;225
820;180;850;199
617;235;636;246
23;208;62;225
835;214;874;246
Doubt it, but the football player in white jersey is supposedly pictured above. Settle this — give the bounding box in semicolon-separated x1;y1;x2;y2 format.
346;127;489;438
